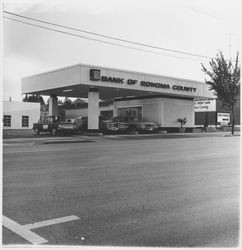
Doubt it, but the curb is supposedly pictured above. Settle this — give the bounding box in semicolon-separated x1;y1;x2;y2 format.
3;131;240;145
82;132;103;136
223;134;240;137
42;139;96;144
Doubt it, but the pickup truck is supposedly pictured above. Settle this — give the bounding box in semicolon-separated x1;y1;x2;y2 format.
33;116;63;136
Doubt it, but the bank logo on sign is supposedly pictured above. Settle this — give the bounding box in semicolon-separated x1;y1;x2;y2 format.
90;69;101;81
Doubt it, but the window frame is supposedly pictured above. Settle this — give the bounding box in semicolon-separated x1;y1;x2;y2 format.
117;105;143;119
22;115;29;127
3;115;11;127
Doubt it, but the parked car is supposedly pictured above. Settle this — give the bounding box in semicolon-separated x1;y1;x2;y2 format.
33;116;63;136
58;118;82;133
112;116;159;133
79;116;128;132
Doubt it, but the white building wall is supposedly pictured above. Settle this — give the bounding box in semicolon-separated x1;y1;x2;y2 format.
114;97;194;127
65;105;113;119
162;99;194;127
3;101;40;129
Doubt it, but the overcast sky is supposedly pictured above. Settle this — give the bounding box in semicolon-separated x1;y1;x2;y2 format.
2;0;242;101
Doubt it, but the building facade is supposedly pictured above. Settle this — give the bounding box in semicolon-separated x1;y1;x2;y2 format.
22;63;214;130
3;101;40;129
113;95;194;128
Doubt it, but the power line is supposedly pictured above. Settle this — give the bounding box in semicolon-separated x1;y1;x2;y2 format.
3;16;203;61
4;10;213;59
186;6;224;22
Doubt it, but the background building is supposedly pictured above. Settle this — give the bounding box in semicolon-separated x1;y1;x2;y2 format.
3;101;40;129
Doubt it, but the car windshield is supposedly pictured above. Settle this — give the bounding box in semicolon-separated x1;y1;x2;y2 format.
65;119;76;123
38;117;45;123
38;116;61;123
113;117;126;122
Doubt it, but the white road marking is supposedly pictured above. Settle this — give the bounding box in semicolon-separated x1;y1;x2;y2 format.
2;216;48;245
23;215;79;230
3;148;69;154
3;143;35;146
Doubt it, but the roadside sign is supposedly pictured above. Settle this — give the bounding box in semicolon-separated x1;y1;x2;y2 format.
217;113;230;125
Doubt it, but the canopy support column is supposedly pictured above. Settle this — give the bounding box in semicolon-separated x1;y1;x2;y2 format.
49;95;58;116
88;88;99;131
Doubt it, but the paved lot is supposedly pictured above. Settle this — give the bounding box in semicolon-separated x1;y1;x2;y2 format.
2;135;240;247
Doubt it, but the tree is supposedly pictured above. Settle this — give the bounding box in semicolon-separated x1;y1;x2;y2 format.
23;94;45;105
177;117;187;128
201;51;240;134
62;97;73;109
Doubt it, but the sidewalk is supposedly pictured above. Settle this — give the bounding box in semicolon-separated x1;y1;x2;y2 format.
3;129;50;139
2;130;240;145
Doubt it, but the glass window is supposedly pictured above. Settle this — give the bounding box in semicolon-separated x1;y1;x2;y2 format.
22;116;29;127
3;115;11;127
117;106;142;119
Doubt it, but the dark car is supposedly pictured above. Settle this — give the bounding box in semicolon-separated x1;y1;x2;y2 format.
33;116;63;136
112;116;159;133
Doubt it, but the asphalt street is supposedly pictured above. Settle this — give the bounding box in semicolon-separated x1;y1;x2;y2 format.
2;135;240;247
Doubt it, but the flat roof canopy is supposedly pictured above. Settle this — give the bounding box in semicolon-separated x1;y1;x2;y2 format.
24;83;158;100
22;63;214;100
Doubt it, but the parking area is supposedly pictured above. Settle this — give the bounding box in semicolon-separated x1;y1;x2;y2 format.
2;134;240;247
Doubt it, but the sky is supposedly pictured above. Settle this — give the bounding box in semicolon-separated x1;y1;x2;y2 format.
2;0;242;101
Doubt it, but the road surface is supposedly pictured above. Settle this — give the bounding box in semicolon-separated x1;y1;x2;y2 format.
2;135;240;247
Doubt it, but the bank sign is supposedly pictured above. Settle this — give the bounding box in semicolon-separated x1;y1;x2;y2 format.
90;69;196;93
194;98;216;112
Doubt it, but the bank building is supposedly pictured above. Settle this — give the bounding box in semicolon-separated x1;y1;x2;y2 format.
18;63;217;132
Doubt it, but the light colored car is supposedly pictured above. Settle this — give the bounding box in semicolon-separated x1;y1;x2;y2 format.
112;116;159;133
58;118;82;133
79;116;128;132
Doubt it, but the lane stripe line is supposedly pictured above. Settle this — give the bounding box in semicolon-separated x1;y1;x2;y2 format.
2;216;48;245
3;143;35;146
3;149;69;154
23;215;80;229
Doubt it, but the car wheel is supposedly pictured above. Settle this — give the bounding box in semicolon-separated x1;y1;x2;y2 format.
51;128;57;136
34;128;40;135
